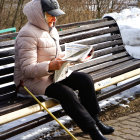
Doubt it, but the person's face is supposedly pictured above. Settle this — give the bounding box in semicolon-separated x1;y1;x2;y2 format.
45;13;56;27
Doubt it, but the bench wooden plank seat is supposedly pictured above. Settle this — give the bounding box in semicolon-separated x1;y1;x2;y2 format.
0;18;140;139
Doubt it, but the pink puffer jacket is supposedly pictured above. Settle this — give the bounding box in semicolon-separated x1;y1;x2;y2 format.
14;0;63;95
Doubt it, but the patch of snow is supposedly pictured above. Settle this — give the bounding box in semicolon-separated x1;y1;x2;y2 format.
119;104;130;108
7;116;72;140
103;7;140;59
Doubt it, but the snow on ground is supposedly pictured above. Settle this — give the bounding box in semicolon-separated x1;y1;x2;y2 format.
1;7;140;140
103;7;140;59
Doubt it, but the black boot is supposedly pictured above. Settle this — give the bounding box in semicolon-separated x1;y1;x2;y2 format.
96;121;114;135
89;125;108;140
93;115;114;135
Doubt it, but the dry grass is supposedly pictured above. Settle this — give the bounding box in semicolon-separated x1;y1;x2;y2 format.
100;94;140;121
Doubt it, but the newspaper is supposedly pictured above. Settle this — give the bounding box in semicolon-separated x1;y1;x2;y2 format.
54;43;94;83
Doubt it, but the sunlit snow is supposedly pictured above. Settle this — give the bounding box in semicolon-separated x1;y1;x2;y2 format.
103;7;140;59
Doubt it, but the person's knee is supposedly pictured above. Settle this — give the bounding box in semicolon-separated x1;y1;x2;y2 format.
78;72;94;85
59;86;77;100
46;83;76;100
45;83;65;98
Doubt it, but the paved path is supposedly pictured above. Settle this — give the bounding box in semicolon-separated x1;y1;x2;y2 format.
103;112;140;140
52;112;140;140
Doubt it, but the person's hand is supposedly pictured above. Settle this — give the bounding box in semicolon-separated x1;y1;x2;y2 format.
49;58;66;71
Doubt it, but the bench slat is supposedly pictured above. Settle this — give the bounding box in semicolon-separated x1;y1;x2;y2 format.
95;68;140;91
79;56;132;73
0;27;16;34
94;45;125;58
0;75;13;85
0;32;18;40
70;52;129;71
0;40;15;48
60;34;122;50
92;59;140;82
0;48;15;58
59;20;116;36
93;39;123;51
0;98;27;115
0;99;58;125
0;97;23;107
0;56;14;66
98;77;140;101
0;97;45;115
76;34;122;45
0;109;64;140
92;59;140;76
56;18;108;29
0;84;15;95
60;26;119;44
0;66;14;76
0;91;16;103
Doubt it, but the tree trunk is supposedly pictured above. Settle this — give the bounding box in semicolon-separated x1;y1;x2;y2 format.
12;0;22;27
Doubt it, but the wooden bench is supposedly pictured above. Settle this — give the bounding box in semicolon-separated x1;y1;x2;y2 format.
0;18;140;139
0;27;16;34
0;27;16;40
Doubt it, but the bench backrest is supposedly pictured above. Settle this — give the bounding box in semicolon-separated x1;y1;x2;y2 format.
0;18;138;104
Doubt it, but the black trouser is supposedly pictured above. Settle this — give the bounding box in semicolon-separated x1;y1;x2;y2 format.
45;71;101;132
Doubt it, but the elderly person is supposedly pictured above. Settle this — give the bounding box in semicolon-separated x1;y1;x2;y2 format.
14;0;114;139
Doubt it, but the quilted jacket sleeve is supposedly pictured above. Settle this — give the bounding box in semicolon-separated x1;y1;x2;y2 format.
16;34;52;78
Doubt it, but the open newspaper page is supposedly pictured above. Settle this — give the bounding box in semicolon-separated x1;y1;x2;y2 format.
54;43;94;83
